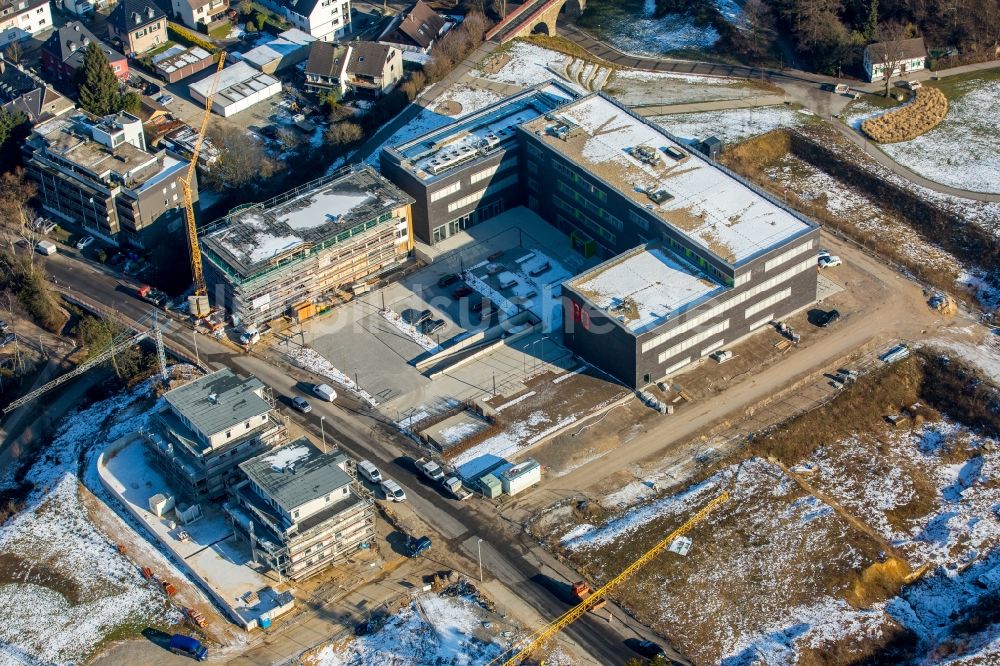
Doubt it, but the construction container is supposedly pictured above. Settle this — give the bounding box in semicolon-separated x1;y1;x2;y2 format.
149;493;175;517
293;301;316;322
500;459;541;496
478;474;503;498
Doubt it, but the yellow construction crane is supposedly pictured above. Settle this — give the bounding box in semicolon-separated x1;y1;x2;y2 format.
494;491;730;666
182;51;225;319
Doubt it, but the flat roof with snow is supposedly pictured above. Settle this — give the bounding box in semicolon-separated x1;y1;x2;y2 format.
240;438;352;513
200;165;413;278
520;94;815;265
385;81;576;182
189;61;281;111
153;44;213;74
568;243;726;333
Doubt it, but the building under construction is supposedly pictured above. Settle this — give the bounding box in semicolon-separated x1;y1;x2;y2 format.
200;165;414;328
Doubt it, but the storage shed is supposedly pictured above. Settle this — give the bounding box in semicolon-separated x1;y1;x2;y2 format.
500;459;541;496
189;61;282;117
478;473;503;498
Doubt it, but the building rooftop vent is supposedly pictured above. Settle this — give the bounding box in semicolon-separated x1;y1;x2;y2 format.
208;392;218;404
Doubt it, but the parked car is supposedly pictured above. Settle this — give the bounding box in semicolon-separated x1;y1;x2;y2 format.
419;318;445;335
633;640;667;658
35;240;57;256
404;308;432;325
452;285;474;299
818;255;842;268
818;309;841;327
157;94;174;105
290;396;312;413
75;235;95;250
169;634;208;661
357;460;382;484
834;83;850;94
380;479;406;502
313;383;337;402
40;220;57;235
405;535;432;558
145;81;161;95
907;80;922;90
709;349;733;364
437;273;460;288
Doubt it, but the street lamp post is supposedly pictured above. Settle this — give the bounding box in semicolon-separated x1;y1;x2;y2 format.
320;415;327;453
477;538;484;582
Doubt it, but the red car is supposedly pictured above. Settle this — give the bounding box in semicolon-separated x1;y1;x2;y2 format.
452;286;474;299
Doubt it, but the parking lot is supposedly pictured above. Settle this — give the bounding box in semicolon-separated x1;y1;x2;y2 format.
298;208;594;419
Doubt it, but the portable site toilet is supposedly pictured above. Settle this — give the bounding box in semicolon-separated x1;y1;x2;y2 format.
479;474;503;498
500;459;541;496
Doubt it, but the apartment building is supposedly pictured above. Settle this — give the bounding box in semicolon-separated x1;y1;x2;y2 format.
41;22;128;83
379;82;576;244
200;165;414;328
23;110;194;247
0;0;51;48
519;95;819;387
171;0;228;33
260;0;350;41
146;369;287;501
304;40;401;99
0;58;73;122
226;439;376;581
108;0;167;55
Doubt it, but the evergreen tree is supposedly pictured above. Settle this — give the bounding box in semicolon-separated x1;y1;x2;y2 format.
865;0;879;41
78;42;120;116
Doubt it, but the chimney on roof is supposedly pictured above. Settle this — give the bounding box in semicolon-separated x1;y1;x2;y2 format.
74;23;81;31
68;41;77;52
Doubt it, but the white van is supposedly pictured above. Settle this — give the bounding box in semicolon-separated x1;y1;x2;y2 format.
35;240;57;256
357;460;382;484
312;383;337;402
380;479;406;502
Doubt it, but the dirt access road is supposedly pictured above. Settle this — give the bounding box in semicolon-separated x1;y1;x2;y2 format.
522;230;978;507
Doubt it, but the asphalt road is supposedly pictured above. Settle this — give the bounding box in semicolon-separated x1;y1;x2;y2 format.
33;248;672;665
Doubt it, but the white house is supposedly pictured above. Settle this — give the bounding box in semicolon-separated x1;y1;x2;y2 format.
189;61;281;117
0;0;52;47
259;0;350;42
863;36;927;82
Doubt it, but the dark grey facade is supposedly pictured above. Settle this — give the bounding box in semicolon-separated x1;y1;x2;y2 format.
379;82;576;244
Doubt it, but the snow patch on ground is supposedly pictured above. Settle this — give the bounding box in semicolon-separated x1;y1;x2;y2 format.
380;308;442;353
880;80;1000;194
477;42;578;91
0;385;178;665
307;592;502;665
652;105;806;145
437;84;505;115
600;0;721;56
285;345;380;407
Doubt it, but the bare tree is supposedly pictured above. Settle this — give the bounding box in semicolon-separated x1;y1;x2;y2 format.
324;121;364;146
741;0;776;62
0;169;40;259
4;41;22;65
204;123;278;191
491;0;507;19
873;22;909;97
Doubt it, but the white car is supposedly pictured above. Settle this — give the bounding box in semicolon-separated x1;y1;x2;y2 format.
380;479;406;502
157;94;174;105
907;80;922;90
75;235;95;250
818;255;843;268
312;383;337;402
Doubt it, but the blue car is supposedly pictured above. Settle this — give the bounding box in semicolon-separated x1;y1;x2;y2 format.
169;634;208;661
406;535;432;558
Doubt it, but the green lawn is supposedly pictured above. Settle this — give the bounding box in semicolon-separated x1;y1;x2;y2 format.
926;67;1000;101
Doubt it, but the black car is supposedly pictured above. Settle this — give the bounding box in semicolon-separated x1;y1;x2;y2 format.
633;640;666;658
405;535;432;557
470;299;487;313
437;273;460;288
818;309;841;327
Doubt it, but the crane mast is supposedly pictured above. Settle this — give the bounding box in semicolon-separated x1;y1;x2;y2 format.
183;52;225;318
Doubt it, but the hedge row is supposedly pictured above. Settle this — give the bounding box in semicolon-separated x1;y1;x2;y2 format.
861;87;949;144
167;22;219;54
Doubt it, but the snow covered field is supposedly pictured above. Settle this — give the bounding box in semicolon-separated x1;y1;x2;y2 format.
879;80;1000;194
0;385;178;665
605;69;769;107
306;589;505;666
596;0;723;55
652;105;807;145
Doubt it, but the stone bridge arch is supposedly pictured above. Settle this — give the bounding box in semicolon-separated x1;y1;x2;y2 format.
487;0;588;43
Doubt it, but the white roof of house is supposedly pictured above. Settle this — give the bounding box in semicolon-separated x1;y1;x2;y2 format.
241;30;315;68
570;245;726;333
189;61;281;108
524;95;814;265
152;45;213;74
